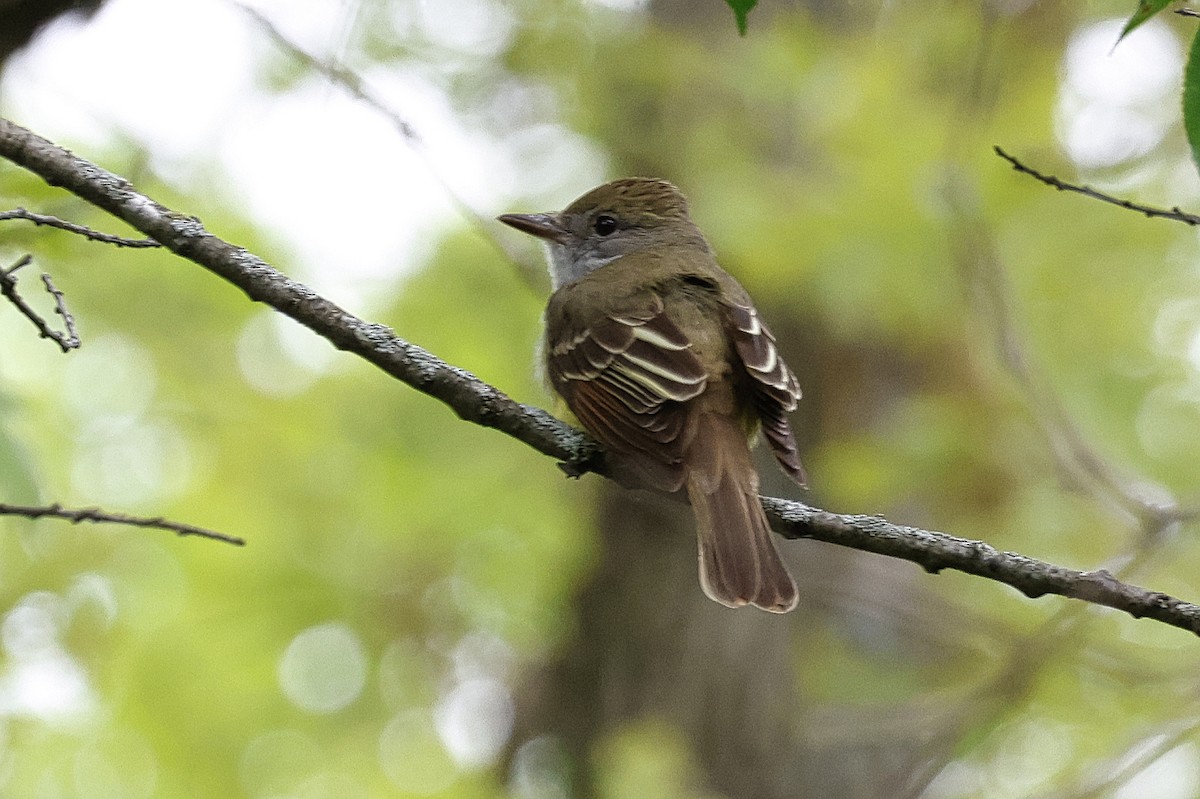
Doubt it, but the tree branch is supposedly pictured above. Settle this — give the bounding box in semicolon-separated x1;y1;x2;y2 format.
994;146;1200;226
0;502;244;545
0;254;81;352
764;499;1200;635
3;116;1200;636
0;207;160;247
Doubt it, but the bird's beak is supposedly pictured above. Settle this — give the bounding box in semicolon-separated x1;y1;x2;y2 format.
497;212;570;244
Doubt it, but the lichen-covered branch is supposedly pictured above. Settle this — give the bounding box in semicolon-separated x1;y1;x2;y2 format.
764;500;1200;635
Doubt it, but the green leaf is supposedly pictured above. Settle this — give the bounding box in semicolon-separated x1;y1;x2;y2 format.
725;0;758;35
1185;28;1200;173
1117;0;1172;44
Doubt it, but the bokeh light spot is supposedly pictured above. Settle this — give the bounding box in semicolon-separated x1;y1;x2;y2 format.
278;622;368;714
239;729;324;798
1056;18;1182;169
434;677;513;767
378;709;458;794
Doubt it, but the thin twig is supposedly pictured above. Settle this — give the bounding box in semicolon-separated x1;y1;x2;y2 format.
6;253;30;275
0;207;160;247
994;146;1200;226
0;254;81;352
991;146;1192;528
5;117;1200;636
237;5;545;291
0;502;245;545
39;272;80;349
1177;8;1200;19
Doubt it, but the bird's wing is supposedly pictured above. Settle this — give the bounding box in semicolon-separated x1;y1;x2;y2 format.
546;293;707;485
726;300;806;486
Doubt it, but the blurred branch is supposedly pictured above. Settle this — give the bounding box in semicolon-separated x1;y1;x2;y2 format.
6;116;1200;635
994;146;1200;226
897;134;1200;795
956;163;1185;534
0;207;160;247
1052;715;1200;799
237;5;546;292
0;502;245;545
0;254;81;352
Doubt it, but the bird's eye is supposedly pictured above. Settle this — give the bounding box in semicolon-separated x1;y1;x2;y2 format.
593;214;618;236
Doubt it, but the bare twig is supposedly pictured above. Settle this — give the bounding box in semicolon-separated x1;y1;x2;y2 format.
0;207;160;247
994;146;1200;226
0;502;244;545
0;254;81;352
1177;8;1200;19
39;272;79;348
5;117;1200;636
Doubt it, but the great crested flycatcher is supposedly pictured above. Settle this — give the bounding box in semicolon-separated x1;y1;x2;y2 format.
499;177;805;613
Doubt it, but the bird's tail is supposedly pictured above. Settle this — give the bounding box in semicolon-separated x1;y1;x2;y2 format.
686;411;798;613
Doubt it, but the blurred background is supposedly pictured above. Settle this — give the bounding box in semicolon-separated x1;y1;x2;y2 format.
1;0;1200;797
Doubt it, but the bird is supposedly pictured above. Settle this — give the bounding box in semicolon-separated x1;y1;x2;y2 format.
499;177;805;613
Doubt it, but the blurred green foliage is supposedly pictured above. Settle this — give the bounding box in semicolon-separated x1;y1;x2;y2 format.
2;1;1200;797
